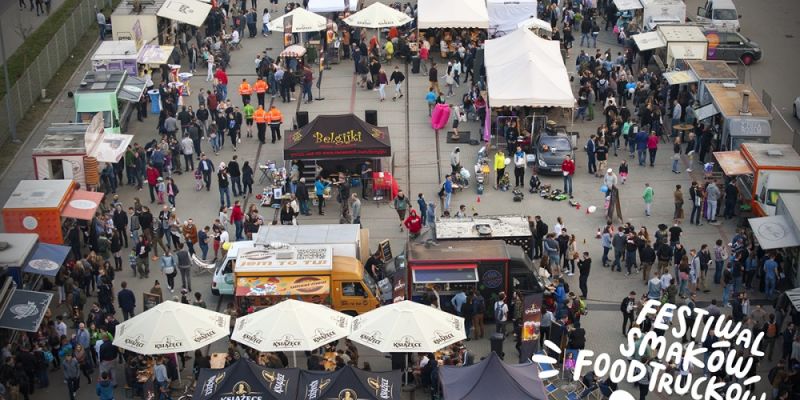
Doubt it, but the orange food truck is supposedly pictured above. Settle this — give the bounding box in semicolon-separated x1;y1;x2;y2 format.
2;180;104;245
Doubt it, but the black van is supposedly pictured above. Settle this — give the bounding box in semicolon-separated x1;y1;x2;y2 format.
704;31;762;65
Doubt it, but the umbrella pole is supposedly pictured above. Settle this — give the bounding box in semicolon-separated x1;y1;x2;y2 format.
293;351;297;368
404;354;408;386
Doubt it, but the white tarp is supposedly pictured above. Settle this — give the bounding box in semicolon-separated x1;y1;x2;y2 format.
749;216;800;250
92;134;134;163
614;0;643;10
418;0;489;29
307;0;356;13
662;70;697;85
485;29;574;108
487;0;537;33
633;31;666;50
270;7;327;32
157;0;212;27
517;17;553;33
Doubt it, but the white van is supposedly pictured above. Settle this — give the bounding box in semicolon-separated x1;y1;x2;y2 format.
695;0;740;32
211;240;253;296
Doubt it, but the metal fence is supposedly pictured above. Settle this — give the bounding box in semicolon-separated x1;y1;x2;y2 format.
0;0;106;145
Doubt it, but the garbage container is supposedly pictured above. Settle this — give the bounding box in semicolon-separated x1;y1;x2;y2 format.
490;333;505;359
411;56;420;74
148;90;161;114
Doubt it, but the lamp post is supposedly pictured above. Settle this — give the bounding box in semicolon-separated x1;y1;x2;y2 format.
0;24;19;143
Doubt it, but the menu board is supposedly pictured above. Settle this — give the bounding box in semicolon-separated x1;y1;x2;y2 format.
377;239;392;263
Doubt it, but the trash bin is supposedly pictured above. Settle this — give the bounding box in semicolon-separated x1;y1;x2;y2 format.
490;333;504;359
411;56;420;74
148;90;160;114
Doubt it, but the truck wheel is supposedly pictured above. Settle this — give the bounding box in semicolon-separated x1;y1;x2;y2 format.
740;54;754;66
212;288;220;296
342;310;358;317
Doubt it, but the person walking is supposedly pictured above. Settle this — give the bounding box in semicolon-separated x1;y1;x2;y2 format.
642;183;654;216
63;351;81;400
647;131;658;167
562;154;575;198
673;185;684;224
176;244;192;291
159;251;178;293
228;156;242;197
393;191;409;232
217;163;231;208
671;137;682;174
390;66;405;101
253;105;268;144
117;281;136;320
494;292;509;336
620;291;636;335
198;154;214;191
268;105;283;144
578;252;591;299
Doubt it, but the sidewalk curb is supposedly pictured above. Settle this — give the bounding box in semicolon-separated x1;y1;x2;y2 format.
0;39;101;183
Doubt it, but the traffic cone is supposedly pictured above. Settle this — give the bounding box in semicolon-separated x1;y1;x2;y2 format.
476;196;481;203
576;202;581;210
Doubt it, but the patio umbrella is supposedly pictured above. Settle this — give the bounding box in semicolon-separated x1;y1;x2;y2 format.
343;2;413;29
270;8;327;33
113;300;230;354
231;299;353;365
280;44;308;58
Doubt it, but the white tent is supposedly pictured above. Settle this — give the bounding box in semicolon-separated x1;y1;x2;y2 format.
517;17;553;33
487;0;537;33
270;7;327;33
484;29;574;108
307;0;357;13
417;0;489;29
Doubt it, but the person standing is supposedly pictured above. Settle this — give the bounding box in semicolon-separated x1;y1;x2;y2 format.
671;137;682;174
443;175;453;212
620;291;636;335
231;200;244;241
393;191;409;232
706;180;721;223
377;68;388;101
428;63;440;94
176;244;192;292
302;66;314;103
315;177;330;215
98;335;117;386
642;183;654;216
96;9;107;40
268;105;283;144
533;216;548;259
647;131;658;167
228;156;242;197
578;252;591;299
218;163;231;208
690;181;703;226
63;351;81;400
673;185;684;224
494;151;506;189
417;193;427;226
350;194;362;226
585;135;597;175
764;253;778;299
198;154;214;191
513;146;526;188
561;154;575;198
494;292;509;335
159;251;178;293
253;105;268;144
117;281;136;320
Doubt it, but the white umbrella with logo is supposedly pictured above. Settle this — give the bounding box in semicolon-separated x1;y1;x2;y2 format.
269;7;327;33
231;299;353;365
113;300;230;354
343;2;413;29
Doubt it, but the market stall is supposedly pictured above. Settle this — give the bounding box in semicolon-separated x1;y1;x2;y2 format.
0;233;38;288
517;17;554;39
2;180;105;245
32;114;133;187
73;70;147;134
440;352;548;399
298;365;401;400
418;0;489;29
193;359;299;400
487;0;537;35
111;0;170;46
749;193;800;287
91;40;140;74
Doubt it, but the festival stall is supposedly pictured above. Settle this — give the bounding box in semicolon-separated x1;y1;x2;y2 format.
193;359;299;400
73;70;147;134
417;0;489;29
32;114;134;188
307;0;358;13
2;180;105;245
111;0;170;46
487;0;537;34
439;352;548;399
517;17;554;39
91;40;140;75
748;193;800;286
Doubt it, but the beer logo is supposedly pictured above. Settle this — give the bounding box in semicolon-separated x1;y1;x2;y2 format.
432;330;456;345
154;335;183;350
351;318;362;332
449;316;462;330
124;334;146;349
359;331;383;346
305;378;332;400
221;381;264;400
262;371;288;394
392;335;422;349
193;328;217;343
367;377;393;399
271;334;302;349
332;315;349;329
337;389;358;400
242;330;264;345
202;372;226;397
311;328;337;343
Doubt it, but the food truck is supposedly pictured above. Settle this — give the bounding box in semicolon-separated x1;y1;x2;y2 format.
641;0;686;31
434;215;534;255
705;83;772;150
405;240;544;313
91;40;140;75
233;244;381;315
747;193;800;287
254;224;369;262
73;70;146;134
2;180;104;245
31;114;133;187
111;0;170;47
634;24;708;69
714;143;800;218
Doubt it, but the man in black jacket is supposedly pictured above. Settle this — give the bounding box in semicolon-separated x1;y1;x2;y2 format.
112;204;129;248
620;291;636;335
656;242;672;275
533;216;548;259
98;334;118;386
295;178;311;216
639;242;656;283
577;252;591;299
117;281;136;320
228;155;242;197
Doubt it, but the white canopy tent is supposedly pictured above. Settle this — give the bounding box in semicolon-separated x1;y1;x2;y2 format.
484;29;574;108
270;7;327;33
307;0;357;13
517;17;553;33
487;0;537;33
417;0;489;29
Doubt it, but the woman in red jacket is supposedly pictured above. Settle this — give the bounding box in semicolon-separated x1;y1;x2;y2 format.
230;200;244;241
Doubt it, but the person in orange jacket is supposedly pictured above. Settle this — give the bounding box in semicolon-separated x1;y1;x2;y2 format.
253;105;268;144
238;78;252;105
253;78;268;107
267;105;284;143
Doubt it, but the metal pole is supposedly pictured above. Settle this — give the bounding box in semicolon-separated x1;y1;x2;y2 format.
0;24;19;143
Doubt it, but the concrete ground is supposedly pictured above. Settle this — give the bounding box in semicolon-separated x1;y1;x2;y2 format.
0;1;793;399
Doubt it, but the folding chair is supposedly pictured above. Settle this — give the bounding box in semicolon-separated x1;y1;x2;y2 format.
192;254;216;275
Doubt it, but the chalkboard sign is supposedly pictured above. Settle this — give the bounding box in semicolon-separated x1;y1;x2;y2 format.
143;292;161;311
378;239;392;263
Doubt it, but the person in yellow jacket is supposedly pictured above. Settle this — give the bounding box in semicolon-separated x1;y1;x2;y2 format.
267;105;283;143
494;151;506;190
239;78;253;105
253;78;268;107
253;105;268;144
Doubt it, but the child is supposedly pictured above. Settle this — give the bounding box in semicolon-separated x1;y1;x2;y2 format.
425;87;436;116
194;168;204;191
619;161;628;185
529;172;541;194
155;177;166;204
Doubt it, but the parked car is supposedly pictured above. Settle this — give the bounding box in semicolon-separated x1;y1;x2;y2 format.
704;31;762;65
531;126;574;175
211;240;252;296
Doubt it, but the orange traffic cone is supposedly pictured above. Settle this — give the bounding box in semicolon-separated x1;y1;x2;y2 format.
476;196;481;203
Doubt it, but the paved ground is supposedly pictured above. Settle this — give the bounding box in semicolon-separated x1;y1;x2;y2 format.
0;0;69;62
0;2;793;399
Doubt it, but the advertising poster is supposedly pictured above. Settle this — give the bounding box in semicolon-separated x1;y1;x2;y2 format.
519;291;542;363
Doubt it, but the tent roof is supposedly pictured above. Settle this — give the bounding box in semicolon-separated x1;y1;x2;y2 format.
418;0;489;29
283;114;391;160
307;0;356;12
298;366;401;400
485;29;574;108
440;352;547;400
193;359;298;400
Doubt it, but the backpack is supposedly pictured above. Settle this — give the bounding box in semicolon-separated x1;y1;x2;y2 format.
472;296;486;314
494;302;505;321
766;322;777;338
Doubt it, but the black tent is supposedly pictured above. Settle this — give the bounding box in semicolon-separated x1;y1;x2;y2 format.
283;114;391;160
439;352;547;400
298;365;401;400
193;359;299;400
